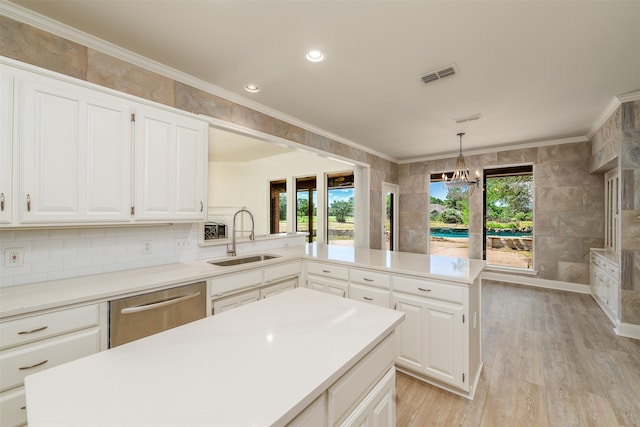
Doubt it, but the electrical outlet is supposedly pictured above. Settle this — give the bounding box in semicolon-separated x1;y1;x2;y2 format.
142;241;152;254
5;248;24;267
174;239;191;250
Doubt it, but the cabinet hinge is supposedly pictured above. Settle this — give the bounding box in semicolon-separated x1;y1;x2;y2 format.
131;113;135;122
131;206;135;215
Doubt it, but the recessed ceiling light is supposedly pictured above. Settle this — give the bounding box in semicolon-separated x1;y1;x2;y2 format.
244;84;260;93
306;49;326;63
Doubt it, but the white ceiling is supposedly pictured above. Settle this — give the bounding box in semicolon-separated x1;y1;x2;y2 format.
10;1;640;161
209;127;293;162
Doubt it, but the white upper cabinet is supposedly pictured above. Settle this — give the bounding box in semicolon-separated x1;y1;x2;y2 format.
16;69;133;224
2;59;208;227
133;104;207;222
0;66;13;224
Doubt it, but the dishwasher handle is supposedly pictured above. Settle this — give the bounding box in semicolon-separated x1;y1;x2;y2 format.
120;291;201;315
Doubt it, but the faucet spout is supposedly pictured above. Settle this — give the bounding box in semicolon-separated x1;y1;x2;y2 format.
227;209;255;256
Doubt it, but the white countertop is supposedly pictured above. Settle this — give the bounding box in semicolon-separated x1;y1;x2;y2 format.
25;288;404;427
0;244;485;318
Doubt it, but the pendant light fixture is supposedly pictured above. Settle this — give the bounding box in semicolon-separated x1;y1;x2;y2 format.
442;132;480;194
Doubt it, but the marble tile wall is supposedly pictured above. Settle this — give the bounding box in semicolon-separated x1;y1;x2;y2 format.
1;15;397;252
619;100;640;324
399;141;601;285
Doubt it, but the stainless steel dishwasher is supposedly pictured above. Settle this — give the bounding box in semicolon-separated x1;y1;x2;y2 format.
109;281;206;348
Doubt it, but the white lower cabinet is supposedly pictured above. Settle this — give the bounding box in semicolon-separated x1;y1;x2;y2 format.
210;263;300;314
0;303;107;426
590;249;620;325
212;289;260;314
339;367;395;427
287;394;326;427
305;262;349;298
393;292;465;390
288;332;396;427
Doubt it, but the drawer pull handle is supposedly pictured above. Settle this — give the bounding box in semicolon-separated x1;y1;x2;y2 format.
322;269;331;273
121;291;201;314
19;359;48;370
18;326;48;335
363;296;374;301
21;406;26;411
363;278;374;282
418;287;432;292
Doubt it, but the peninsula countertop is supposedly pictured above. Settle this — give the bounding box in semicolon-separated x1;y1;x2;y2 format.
25;287;405;427
1;244;486;318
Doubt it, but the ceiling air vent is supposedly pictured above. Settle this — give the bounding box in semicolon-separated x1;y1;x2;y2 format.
454;114;482;124
420;64;459;85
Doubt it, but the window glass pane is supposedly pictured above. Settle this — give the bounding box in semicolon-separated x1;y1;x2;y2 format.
484;166;533;268
269;180;286;234
429;174;469;258
296;176;317;244
327;172;355;247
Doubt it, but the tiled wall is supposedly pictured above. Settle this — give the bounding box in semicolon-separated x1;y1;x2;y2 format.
399;141;603;285
0;16;398;251
620;100;640;324
0;225;305;287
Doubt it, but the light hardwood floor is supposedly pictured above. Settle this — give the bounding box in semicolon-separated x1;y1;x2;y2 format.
396;280;640;426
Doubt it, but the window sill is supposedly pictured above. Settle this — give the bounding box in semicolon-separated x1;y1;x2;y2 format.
484;264;538;276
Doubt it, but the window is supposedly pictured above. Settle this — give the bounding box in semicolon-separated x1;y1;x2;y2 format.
429;173;470;258
483;166;533;269
296;176;317;244
269;180;287;234
327;172;355;246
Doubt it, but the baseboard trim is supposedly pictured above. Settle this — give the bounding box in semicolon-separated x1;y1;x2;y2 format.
615;322;640;340
481;271;591;294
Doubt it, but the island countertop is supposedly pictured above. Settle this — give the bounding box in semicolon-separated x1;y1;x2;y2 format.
25;287;405;427
1;244;485;318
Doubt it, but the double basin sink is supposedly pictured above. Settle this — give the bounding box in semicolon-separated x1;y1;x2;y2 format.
207;254;280;267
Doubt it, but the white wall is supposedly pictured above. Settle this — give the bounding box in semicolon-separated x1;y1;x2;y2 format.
208;152;354;236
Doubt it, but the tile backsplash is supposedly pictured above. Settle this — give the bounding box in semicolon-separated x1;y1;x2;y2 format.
0;224;304;287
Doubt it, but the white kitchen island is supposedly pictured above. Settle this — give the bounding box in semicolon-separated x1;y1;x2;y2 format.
24;287;404;427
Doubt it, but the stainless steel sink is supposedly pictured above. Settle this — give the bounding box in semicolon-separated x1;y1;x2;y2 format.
207;254;280;267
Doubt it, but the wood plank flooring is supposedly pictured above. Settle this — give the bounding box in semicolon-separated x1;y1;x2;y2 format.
396;280;640;426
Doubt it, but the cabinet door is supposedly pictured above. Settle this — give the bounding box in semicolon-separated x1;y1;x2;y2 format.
0;66;12;224
393;292;466;390
393;294;425;372
307;276;347;298
133;105;206;221
212;290;260;315
339;367;395;427
17;71;132;223
422;298;465;390
261;279;296;299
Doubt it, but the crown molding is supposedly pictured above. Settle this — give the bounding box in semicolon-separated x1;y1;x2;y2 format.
0;1;397;164
587;90;640;140
398;136;589;164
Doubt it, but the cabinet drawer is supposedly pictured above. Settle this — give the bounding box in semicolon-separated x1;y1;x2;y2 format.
0;327;101;392
0;386;26;427
210;268;264;297
306;262;349;281
350;268;390;289
0;304;101;351
328;333;395;425
349;284;390;308
393;276;464;304
265;262;301;284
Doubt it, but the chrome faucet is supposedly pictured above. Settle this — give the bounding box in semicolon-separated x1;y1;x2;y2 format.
227;209;255;256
